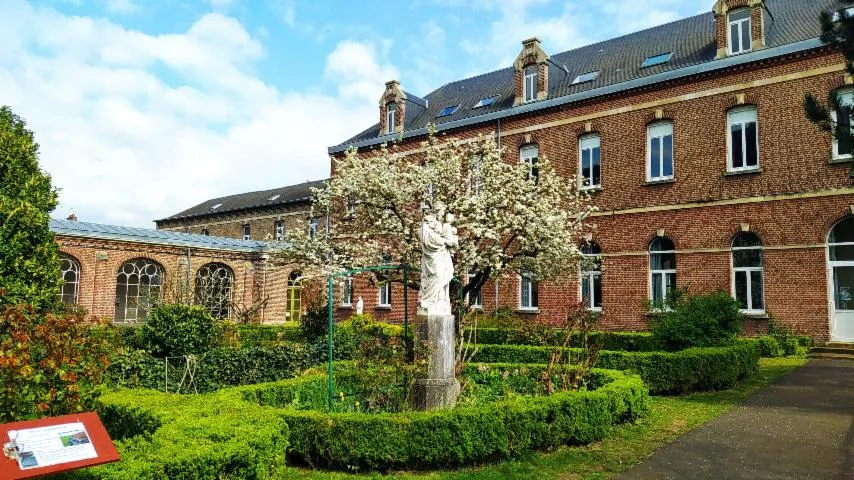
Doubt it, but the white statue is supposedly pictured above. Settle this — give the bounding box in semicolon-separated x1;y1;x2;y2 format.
355;296;364;315
419;210;458;315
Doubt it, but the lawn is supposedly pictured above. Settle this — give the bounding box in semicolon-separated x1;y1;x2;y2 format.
274;357;806;480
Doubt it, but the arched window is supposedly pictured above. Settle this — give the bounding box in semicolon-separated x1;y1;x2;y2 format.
195;263;234;318
580;242;602;311
649;237;676;305
287;271;303;322
732;232;764;312
115;258;163;323
58;254;80;305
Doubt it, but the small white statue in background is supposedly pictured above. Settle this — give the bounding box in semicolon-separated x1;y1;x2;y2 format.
355;296;364;315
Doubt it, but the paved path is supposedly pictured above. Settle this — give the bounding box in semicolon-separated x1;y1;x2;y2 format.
620;359;854;480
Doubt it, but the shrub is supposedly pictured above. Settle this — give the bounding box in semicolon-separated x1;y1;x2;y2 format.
757;335;784;358
469;328;658;351
650;291;742;351
469;340;760;395
56;389;289;480
300;301;330;341
0;304;118;422
139;304;226;357
241;368;647;470
470;306;522;328
236;324;303;347
767;316;810;356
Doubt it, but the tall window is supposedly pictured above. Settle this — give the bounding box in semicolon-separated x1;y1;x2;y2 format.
58;254;80;305
201;228;209;236
346;195;357;217
519;144;539;181
342;277;353;306
469;155;482;194
649;237;676;305
580;243;602;311
242;224;251;240
195;263;234;318
579;134;601;189
378;282;392;307
519;268;538;310
275;220;285;241
732;233;764;313
727;107;759;172
523;65;537;102
467;267;483;308
728;9;752;55
833;89;854;160
386;103;396;134
647;122;674;181
115;258;163;323
309;218;319;239
287;272;302;322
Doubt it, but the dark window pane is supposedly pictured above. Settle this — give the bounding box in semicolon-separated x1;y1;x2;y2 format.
831;244;854;261
731;124;744;168
834;266;854;310
593;274;602;308
592;147;601;186
733;248;762;268
652;273;663;303
581;149;591;184
831;218;854;243
666;273;676;299
581;276;590;306
650;137;661;178
531;281;539;308
650;237;675;252
751;271;764;310
730;24;739;51
745;122;758;166
521;279;530;307
733;232;762;248
663;135;673;176
839;107;853;155
735;271;748;309
741;20;751;51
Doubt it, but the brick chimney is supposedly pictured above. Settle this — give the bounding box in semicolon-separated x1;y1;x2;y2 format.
66;212;78;221
513;37;550;106
713;0;766;59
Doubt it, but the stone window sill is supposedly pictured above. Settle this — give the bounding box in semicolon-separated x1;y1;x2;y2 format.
742;312;769;320
338;304;353;310
722;167;762;177
829;156;852;165
643;178;675;186
516;308;540;314
375;305;392;310
580;186;602;193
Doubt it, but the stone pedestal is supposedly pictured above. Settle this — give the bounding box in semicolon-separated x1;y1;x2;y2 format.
412;310;460;410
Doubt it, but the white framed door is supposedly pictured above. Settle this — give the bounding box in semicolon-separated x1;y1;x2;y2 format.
831;262;854;341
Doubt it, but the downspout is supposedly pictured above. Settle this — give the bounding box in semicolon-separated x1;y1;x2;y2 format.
494;118;501;309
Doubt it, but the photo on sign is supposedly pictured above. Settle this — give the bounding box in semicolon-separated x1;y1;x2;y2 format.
60;431;91;447
19;451;38;468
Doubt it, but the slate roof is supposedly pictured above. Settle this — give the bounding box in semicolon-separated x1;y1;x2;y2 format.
330;0;836;153
51;219;268;252
157;179;327;223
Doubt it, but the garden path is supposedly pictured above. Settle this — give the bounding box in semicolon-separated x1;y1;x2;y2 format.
620;359;854;480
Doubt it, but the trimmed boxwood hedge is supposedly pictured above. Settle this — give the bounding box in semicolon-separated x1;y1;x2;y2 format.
238;368;648;470
236;323;303;347
468;328;658;351
55;389;289;480
469;340;759;395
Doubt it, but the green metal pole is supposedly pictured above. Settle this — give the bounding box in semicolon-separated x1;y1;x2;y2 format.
327;276;334;411
403;266;409;338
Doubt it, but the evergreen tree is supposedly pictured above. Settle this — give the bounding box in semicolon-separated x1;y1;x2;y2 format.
804;2;854;165
0;106;60;311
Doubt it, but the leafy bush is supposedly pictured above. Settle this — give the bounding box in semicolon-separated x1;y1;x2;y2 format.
766;316;810;356
757;335;784;358
650;291;742;351
139;304;227;357
300;301;330;341
241;368;647;470
470;306;521;328
236;323;303;347
0;304;118;421
470;328;658;351
469;340;760;395
56;389;289;480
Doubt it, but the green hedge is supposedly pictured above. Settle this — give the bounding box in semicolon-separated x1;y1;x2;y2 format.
239;368;648;470
55;389;289;480
467;328;658;351
236;323;303;347
469;340;760;395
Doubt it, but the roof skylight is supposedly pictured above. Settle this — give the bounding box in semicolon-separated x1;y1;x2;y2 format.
268;194;281;201
571;71;600;85
436;105;460;118
473;96;498;108
641;52;672;68
211;203;222;210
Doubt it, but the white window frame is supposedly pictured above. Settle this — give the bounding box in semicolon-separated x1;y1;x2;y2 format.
519;144;539;180
833;89;854;161
386;103;396;134
646;122;674;181
309;218;318;239
275;220;285;241
579;134;601;190
523;66;537;103
467;269;483;309
342;277;353;307
727;106;760;172
649;240;676;305
731;236;765;314
728;9;752;56
242;224;251;241
378;282;392;307
519;271;538;310
579;246;602;312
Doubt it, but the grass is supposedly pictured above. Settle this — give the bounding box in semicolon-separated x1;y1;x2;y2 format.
272;357;807;480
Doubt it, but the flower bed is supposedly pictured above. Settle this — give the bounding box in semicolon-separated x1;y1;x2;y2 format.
469;340;760;394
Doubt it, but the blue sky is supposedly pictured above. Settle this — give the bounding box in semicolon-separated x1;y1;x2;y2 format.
2;0;708;227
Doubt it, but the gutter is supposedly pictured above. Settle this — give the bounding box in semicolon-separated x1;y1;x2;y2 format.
328;37;826;154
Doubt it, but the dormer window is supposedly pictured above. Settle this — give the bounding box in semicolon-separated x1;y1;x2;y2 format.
524;66;537;103
386;103;396;134
473;96;497;108
728;9;751;55
572;71;599;85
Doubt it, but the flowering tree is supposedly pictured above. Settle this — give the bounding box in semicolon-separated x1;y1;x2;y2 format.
275;130;596;312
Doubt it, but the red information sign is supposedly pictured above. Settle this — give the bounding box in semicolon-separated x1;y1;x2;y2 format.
0;412;119;480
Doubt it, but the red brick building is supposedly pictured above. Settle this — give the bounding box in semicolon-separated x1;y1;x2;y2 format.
328;0;854;342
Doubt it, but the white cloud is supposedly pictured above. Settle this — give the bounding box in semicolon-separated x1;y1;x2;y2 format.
105;0;140;14
0;0;387;228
